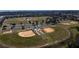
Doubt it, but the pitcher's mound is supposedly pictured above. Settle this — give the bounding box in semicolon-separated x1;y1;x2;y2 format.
18;30;35;37
43;27;55;33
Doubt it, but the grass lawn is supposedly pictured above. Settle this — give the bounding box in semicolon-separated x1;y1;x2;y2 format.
46;27;68;43
0;33;47;47
0;27;69;47
68;26;79;47
57;21;79;47
4;18;27;24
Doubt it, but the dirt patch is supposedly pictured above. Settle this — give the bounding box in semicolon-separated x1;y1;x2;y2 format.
43;27;55;33
70;21;78;24
61;21;78;25
3;30;12;34
18;30;35;37
61;23;71;25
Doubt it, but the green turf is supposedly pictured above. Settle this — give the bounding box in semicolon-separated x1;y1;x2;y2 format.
0;27;69;47
0;17;73;48
0;33;47;47
45;27;68;43
69;27;79;46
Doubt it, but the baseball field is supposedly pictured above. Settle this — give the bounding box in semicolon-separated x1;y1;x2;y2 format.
0;26;69;48
0;17;70;48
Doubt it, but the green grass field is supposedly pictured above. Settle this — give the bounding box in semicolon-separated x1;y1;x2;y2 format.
56;21;79;47
1;17;75;48
3;17;47;24
0;27;69;47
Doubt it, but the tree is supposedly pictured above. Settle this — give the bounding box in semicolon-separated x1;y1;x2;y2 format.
2;25;7;30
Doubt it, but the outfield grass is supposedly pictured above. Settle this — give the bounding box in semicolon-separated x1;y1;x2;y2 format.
0;27;69;47
0;33;47;47
45;27;69;43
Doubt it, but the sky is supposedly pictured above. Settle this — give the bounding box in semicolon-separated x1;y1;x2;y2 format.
0;0;78;10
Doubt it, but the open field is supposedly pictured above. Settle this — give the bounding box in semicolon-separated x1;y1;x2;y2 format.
52;20;79;48
1;17;77;48
3;16;49;24
4;17;27;24
0;26;69;48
